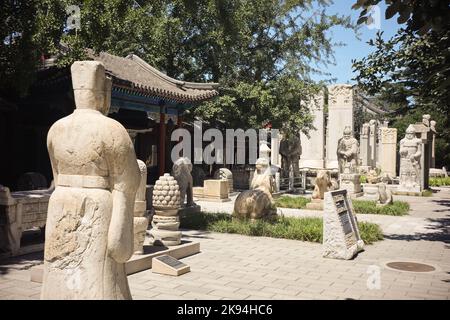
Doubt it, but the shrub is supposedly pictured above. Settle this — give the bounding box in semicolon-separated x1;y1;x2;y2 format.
352;200;409;216
274;196;311;209
180;212;383;244
429;177;450;187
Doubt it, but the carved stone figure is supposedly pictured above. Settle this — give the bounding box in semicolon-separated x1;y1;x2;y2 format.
214;167;233;193
133;160;148;255
377;183;393;206
172;157;194;207
42;61;141;300
399;125;422;191
233;158;276;221
312;170;332;200
279;134;302;178
337;126;359;174
366;169;381;184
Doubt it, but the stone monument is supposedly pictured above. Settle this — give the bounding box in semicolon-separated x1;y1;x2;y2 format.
326;84;354;169
368;119;378;168
306;170;332;210
42;61;141;300
379;127;397;177
299;92;325;169
233;158;276;221
398;125;422;194
337;127;362;197
279;134;301;179
149;174;182;246
323;189;364;260
133;160;149;255
359;122;370;168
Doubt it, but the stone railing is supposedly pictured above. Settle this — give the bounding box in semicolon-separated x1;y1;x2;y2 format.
0;185;53;256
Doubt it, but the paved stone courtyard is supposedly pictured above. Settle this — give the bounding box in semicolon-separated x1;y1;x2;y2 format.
1;188;449;300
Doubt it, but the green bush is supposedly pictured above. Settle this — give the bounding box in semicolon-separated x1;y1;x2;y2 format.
429;177;450;187
360;175;368;184
274;196;310;209
352;200;410;216
421;189;433;197
180;212;383;245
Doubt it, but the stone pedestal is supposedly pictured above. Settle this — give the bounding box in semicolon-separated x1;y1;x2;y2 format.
150;174;182;246
340;173;362;197
326;85;354;169
213;168;234;193
362;183;379;201
306;198;324;210
323;190;364;260
379;128;397;177
193;179;230;202
300;92;325;169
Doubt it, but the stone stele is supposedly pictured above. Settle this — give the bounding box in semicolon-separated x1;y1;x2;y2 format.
323;189;364;260
42;61;141;300
133;160;149;255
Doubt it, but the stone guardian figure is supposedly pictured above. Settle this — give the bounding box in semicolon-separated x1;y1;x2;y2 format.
42;61;141;300
337;126;359;174
399;124;422;191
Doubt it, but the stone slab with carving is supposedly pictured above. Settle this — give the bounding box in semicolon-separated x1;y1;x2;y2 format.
42;61;141;300
323;190;364;260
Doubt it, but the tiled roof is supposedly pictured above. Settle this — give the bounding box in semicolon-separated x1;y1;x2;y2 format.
87;50;219;103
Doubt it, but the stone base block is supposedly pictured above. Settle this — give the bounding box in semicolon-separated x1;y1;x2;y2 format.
362;184;379;201
396;185;422;196
30;241;201;282
305;199;324;210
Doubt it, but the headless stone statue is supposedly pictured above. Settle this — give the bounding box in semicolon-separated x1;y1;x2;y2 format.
337;126;359;174
42;61;141;300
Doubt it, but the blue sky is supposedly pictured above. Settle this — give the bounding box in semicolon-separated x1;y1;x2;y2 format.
311;0;401;84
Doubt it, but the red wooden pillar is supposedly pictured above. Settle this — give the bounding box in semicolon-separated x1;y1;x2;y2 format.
158;107;166;177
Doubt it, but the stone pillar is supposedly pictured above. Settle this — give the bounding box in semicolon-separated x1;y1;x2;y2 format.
379;128;397;177
300;92;325;169
326;85;354;169
431;121;437;168
359;123;370;167
368;120;378;168
133;160;149;255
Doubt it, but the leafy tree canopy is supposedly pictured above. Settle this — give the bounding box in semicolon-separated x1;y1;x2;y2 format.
1;0;355;135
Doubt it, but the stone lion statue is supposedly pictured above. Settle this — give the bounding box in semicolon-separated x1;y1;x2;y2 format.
172;157;194;207
312;170;332;200
233;158;276;221
377;183;393;206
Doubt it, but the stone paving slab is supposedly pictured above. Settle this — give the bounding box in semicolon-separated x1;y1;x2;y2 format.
0;188;449;300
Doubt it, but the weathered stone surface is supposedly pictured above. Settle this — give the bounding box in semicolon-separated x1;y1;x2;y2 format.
213;168;233;193
279;135;301;178
300;92;325;169
377;183;393;206
326;84;354;169
323;190;364;260
42;61;141;300
233;158;276;221
379;127;397;177
311;170;332;200
150;174;182;246
398;125;422;193
362;183;379;201
172;157;194;207
133;160;149;255
337;126;359;174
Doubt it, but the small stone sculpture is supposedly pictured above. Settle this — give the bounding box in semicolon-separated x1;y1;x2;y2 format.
214;167;233;193
377;183;393;206
366;169;381;184
149;174;182;246
312;170;332;200
172;157;194;207
42;61;141;300
133;160;149;255
233;158;276;221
